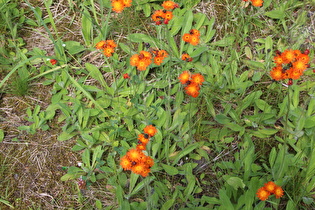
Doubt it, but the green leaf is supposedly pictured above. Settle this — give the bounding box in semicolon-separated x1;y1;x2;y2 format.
211;35;235;47
215;114;231;124
85;63;108;89
65;41;85;54
58;131;77;141
264;9;285;19
82;8;93;46
0;129;4;142
226;176;245;190
219;189;234;209
161;164;179;175
172;143;199;166
82;149;91;168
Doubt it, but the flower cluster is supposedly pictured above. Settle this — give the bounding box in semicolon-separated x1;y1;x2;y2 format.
179;71;204;97
95;40;117;57
270;49;310;85
130;49;168;71
151;1;179;25
120;125;157;177
182;29;200;46
243;0;264;7
181;53;193;62
111;0;132;13
256;181;284;201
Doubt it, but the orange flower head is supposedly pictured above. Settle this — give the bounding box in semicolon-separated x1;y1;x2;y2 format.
95;40;106;49
256;187;270;201
120;155;133;170
287;68;302;80
122;0;132;7
144;156;154;168
127;149;144;162
162;1;178;10
136;59;151;71
190;29;200;37
251;0;263;7
111;0;125;13
164;11;173;21
185;83;200;98
138;134;150;145
106;40;117;48
190;35;200;46
273;55;284;66
191;73;205;86
293;49;302;57
293;60;308;72
179;70;191;84
181;53;192;62
270;66;283;81
154;56;163;65
103;47;114;57
136;143;146;151
152;10;165;22
144;125;157;137
264;181;277;194
130;54;140;66
123;73;130;79
50;59;57;65
140;51;152;60
274;186;284;199
158;50;168;58
182;33;192;43
139;166;150;177
297;54;310;64
281;49;296;64
131;163;147;175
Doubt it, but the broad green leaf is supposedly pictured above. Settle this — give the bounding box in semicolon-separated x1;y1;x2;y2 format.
58;131;77;141
215;114;231;125
161;164;179;175
172;143;199;166
264;9;285;19
85;63;108;89
82;149;91;168
211;36;235;47
226;176;245;190
218;189;234;209
65;41;85;55
0;129;4;142
82;8;93;46
161;199;175;210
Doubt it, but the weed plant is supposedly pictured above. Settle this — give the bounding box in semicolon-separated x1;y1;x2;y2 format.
0;0;315;209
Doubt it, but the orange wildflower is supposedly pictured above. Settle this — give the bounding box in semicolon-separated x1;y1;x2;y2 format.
256;187;270;201
50;59;57;65
103;47;114;57
182;33;192;43
111;0;124;13
95;40;106;49
191;73;205;86
292;60;307;72
120;155;133;170
139;166;150;177
181;53;193;62
164;11;173;21
297;53;310;64
154;56;163;65
131;163;147;175
144;125;157;137
130;54;140;66
270;66;283;81
264;181;277;194
106;40;117;48
136;144;146;151
143;156;154;168
185;83;200;98
189;35;200;46
274;186;284;199
162;1;179;10
281;49;296;64
190;29;200;37
138;134;150;145
126;149;144;162
122;0;132;7
178;71;191;84
273;55;284;66
251;0;263;7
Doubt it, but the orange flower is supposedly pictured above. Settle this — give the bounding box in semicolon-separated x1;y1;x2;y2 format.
162;1;179;10
190;29;200;37
136;144;146;151
256;187;270;201
130;54;140;66
264;181;277;194
120;155;133;170
106;40;117;48
144;125;157;137
292;60;308;72
50;59;57;65
178;71;191;84
127;149;144;162
137;59;151;71
139;166;150;177
157;49;168;58
152;9;165;22
123;73;130;79
181;53;193;62
182;33;192;43
274;186;284;199
164;11;173;21
131;163;147;175
191;73;204;86
122;0;132;7
140;51;152;60
185;83;200;98
143;156;154;168
138;134;150;145
95;40;106;49
288;68;302;80
251;0;263;7
111;0;125;13
273;55;284;66
103;47;114;57
297;53;310;64
190;35;200;46
281;49;296;64
270;66;283;81
154;56;163;65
